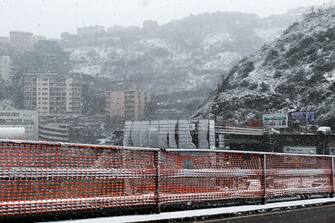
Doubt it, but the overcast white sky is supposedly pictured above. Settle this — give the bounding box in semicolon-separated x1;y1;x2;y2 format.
0;0;329;38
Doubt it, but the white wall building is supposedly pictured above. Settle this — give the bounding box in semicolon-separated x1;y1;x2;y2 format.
0;110;38;140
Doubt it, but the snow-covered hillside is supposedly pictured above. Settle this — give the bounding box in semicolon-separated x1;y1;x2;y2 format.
63;11;301;94
61;10;303;118
197;7;335;126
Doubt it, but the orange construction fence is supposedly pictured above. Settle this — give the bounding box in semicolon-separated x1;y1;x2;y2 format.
0;141;334;217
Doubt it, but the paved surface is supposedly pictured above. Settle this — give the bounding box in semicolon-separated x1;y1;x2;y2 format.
200;204;335;223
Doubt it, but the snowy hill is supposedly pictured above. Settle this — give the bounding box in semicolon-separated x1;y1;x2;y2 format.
196;7;335;126
62;10;303;118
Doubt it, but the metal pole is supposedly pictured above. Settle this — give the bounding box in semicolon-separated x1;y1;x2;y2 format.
262;154;267;204
306;110;308;134
154;150;161;213
331;157;334;198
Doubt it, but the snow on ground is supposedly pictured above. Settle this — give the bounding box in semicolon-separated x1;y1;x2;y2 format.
46;197;335;223
324;70;335;82
203;33;234;49
255;27;283;42
202;52;241;70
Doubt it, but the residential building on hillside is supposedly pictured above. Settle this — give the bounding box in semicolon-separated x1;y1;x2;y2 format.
23;74;81;116
77;26;105;36
22;40;77;116
9;31;33;51
105;90;150;120
0;110;38;140
66;76;82;113
23;40;70;74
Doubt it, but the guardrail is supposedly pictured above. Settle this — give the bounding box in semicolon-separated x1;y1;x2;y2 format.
0;140;334;218
216;126;264;136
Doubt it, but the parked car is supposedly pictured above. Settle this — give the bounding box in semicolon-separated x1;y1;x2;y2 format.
316;126;332;135
266;128;280;135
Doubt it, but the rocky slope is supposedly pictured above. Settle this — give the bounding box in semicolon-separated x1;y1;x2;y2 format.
196;7;335;126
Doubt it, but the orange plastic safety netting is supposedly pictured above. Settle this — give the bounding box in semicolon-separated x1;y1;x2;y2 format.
0;141;333;217
0;142;158;216
265;154;332;198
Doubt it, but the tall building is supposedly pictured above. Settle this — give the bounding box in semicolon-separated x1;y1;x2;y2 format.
23;74;81;116
22;39;76;116
9;31;33;51
0;56;10;81
105;90;150;120
0;110;38;140
66;75;82;113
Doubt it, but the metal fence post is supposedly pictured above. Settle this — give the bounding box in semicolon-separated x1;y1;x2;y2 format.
154;150;161;213
262;154;267;204
331;157;334;198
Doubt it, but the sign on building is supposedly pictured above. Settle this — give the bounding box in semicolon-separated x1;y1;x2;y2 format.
0;110;38;140
283;146;316;155
262;114;288;129
290;112;315;122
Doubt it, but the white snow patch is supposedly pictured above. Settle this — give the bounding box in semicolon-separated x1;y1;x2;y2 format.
324;70;335;82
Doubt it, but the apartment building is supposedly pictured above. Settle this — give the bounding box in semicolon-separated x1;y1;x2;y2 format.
24;74;81;116
105;90;150;120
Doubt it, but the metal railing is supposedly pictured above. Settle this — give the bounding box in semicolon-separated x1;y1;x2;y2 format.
215;126;264;136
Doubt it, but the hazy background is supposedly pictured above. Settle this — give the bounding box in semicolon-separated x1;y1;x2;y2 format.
0;0;329;37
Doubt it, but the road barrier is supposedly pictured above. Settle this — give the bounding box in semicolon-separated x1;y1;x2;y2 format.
0;141;333;218
215;126;264;136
